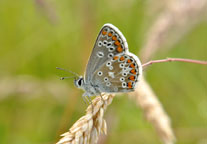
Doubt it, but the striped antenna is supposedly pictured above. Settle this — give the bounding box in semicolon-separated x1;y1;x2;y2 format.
56;67;80;78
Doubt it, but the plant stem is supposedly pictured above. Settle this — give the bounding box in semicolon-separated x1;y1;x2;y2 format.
142;57;207;68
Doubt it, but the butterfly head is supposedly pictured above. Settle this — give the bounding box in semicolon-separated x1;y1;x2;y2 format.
74;76;84;89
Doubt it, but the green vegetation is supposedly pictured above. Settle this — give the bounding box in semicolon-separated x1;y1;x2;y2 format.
0;0;206;143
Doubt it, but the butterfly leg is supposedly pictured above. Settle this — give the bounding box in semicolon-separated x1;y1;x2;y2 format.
92;85;105;104
82;95;88;105
87;95;92;104
99;93;105;105
82;93;94;112
87;95;94;112
83;92;91;103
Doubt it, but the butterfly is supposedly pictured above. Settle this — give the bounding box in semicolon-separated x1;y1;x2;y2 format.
73;24;142;103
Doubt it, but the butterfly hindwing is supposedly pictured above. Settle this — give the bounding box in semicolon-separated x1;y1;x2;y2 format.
92;53;142;93
85;24;129;82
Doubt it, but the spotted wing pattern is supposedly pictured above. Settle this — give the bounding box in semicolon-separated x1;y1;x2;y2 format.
85;24;129;82
92;52;142;93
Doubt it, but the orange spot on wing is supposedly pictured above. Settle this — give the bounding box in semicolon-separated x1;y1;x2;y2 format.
129;76;135;81
116;46;123;53
108;32;112;37
112;36;117;41
113;56;119;60
127;59;132;63
120;56;125;61
114;40;121;46
127;82;132;88
130;63;135;68
102;30;107;35
130;69;136;74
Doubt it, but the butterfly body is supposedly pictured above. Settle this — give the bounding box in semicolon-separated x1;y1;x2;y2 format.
74;77;100;97
74;24;142;100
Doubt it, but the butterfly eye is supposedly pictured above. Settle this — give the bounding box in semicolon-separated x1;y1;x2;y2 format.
97;71;103;76
75;78;84;88
78;78;83;86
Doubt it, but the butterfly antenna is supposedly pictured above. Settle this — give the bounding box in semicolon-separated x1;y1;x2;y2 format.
59;76;77;80
56;67;79;77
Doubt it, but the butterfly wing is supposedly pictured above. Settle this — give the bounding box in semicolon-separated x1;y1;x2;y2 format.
85;23;129;83
92;52;142;93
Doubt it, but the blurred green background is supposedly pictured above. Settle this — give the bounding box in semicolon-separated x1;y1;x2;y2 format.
0;0;206;144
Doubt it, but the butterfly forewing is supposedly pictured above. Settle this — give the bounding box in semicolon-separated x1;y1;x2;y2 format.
85;24;129;82
92;53;142;93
